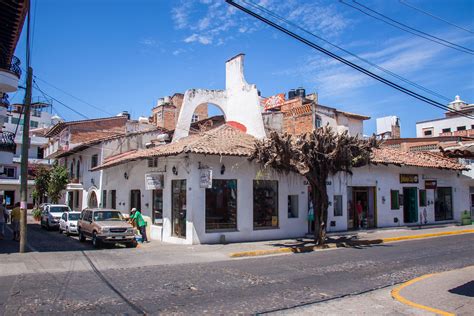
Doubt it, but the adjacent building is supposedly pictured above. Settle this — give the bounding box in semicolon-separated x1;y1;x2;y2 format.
416;96;474;138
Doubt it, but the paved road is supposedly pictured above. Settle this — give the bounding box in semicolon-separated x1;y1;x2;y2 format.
1;231;473;315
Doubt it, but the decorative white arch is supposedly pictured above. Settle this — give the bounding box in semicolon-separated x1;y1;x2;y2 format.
173;54;266;141
86;186;99;208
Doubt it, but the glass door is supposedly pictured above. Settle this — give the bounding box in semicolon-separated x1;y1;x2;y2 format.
172;180;187;238
152;189;163;225
403;187;418;223
435;187;453;221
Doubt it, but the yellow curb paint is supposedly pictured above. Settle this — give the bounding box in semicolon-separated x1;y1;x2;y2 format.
382;229;474;243
229;247;293;258
391;274;455;316
229;228;474;258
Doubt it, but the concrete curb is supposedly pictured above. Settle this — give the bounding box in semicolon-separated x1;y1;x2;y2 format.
228;228;474;258
391;273;455;316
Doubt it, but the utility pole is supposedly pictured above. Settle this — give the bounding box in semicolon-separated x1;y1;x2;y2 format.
19;1;32;253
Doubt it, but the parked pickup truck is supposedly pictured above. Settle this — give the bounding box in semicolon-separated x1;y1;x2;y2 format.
78;208;137;248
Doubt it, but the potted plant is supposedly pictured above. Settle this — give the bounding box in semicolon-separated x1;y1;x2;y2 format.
32;208;42;222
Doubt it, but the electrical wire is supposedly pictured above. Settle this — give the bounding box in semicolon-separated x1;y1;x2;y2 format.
33;81;89;119
33;75;114;116
226;0;474;119
242;0;452;102
340;0;474;55
399;0;474;35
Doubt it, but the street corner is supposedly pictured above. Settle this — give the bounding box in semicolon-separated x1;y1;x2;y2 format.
391;266;474;316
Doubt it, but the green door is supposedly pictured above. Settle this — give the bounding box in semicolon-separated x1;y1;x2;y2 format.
403;187;418;223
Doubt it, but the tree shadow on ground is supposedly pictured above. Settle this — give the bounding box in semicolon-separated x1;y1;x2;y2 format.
267;235;389;253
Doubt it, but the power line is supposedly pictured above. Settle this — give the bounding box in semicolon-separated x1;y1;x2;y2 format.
33;75;114;116
241;0;452;102
339;0;474;55
34;81;90;119
399;0;474;35
226;0;474;120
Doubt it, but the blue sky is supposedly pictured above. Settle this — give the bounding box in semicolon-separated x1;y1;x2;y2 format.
10;0;474;137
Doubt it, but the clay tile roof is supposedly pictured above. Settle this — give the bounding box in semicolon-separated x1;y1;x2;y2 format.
92;128;467;172
372;147;467;170
92;124;256;170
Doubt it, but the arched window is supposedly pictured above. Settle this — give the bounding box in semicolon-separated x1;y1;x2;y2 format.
76;160;81;180
70;161;74;178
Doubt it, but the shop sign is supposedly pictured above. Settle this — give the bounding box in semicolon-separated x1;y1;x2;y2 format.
400;174;419;184
200;169;213;188
425;180;437;189
145;173;164;190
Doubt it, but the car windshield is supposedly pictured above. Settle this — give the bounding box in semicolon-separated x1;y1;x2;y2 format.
93;211;123;221
50;206;70;213
68;213;80;221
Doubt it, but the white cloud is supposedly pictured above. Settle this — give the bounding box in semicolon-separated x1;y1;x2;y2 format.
173;48;186;56
171;0;350;46
184;34;212;45
138;38;159;47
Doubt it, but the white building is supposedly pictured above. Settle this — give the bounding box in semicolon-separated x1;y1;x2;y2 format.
416;96;474;138
90;124;468;245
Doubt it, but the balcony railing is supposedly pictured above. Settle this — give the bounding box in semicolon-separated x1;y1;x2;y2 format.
1;93;9;108
0;131;16;152
0;55;21;78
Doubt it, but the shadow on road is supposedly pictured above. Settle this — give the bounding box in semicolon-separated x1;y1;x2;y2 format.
0;222;96;254
449;281;474;297
267;236;389;253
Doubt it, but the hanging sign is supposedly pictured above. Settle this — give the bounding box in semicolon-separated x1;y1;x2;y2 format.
425;180;437;189
200;169;213;188
400;174;419;184
145;173;164;190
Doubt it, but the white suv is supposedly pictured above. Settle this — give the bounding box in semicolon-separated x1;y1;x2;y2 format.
41;204;71;230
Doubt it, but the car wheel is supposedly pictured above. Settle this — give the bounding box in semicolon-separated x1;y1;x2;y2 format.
92;232;101;248
58;227;62;234
79;230;86;242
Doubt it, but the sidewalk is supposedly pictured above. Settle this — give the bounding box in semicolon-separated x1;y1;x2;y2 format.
392;265;474;316
0;223;472;277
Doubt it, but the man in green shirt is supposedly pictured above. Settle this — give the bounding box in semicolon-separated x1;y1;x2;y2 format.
130;208;148;243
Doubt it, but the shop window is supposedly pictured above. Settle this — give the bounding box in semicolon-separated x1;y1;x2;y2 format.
253;180;278;229
333;195;343;216
30;120;39;128
206;179;237;231
288;195;299;218
419;190;427;207
390;190;399;210
102;190;107;208
110;190;116;209
457;126;466;131
11;117;20;125
153;189;163;225
148;157;158;168
91;154;98;169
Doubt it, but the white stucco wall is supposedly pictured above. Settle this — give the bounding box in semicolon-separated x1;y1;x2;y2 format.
98;153;469;244
173;54;266;141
